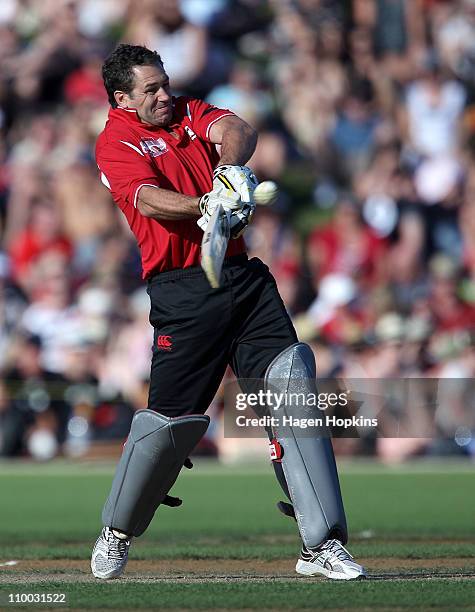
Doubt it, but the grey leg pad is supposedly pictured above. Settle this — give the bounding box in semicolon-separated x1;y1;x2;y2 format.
266;343;348;547
102;409;209;536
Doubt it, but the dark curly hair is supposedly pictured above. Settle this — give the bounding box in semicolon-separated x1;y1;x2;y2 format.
102;44;164;108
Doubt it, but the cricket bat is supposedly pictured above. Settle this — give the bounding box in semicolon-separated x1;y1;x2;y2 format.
201;203;230;289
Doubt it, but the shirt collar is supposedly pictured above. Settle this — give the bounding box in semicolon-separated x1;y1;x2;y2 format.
110;106;150;127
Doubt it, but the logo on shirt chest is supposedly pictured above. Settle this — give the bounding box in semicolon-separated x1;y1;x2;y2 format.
184;125;197;141
140;138;168;157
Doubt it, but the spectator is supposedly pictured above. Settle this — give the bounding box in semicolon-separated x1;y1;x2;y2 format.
8;198;73;290
400;57;466;159
307;196;387;290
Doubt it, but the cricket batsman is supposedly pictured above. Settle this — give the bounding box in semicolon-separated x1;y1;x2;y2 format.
90;44;366;581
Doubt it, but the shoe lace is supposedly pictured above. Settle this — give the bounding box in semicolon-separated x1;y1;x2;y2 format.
104;528;128;560
324;539;354;561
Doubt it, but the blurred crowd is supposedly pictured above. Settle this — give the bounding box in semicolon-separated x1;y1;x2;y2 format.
0;0;474;460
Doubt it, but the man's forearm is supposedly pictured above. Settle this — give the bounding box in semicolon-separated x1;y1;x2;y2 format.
216;118;258;167
137;186;200;220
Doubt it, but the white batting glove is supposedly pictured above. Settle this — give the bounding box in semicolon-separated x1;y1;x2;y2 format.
197;204;254;236
228;203;255;238
211;165;258;237
197;166;258;235
197;190;241;231
212;165;258;205
197;193;254;237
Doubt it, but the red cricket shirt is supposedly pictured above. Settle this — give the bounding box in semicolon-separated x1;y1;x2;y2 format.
96;96;246;277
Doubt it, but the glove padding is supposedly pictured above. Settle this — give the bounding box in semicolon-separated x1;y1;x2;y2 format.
213;166;258;237
228;203;255;238
212;165;258;206
197;190;241;232
198;165;258;237
197;195;254;238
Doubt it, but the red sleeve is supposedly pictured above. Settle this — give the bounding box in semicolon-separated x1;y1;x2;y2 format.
95;138;161;209
186;98;235;142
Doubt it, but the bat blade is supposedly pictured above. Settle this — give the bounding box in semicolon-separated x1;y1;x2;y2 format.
201;204;230;288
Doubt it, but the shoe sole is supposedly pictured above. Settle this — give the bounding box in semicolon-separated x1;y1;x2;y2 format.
296;559;366;580
91;555;128;580
91;569;124;579
91;567;126;579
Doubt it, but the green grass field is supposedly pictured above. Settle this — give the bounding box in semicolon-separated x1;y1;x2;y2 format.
0;460;474;610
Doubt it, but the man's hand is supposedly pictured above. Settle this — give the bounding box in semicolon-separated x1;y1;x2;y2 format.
227;203;255;238
197;190;241;231
213;165;258;205
197;191;254;237
198;165;258;236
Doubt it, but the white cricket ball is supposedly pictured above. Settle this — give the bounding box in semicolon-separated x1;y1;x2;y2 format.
254;180;279;206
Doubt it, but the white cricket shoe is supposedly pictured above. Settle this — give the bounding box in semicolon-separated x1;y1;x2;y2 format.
91;526;131;579
296;539;366;580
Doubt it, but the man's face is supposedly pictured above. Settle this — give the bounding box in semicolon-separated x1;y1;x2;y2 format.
116;64;173;127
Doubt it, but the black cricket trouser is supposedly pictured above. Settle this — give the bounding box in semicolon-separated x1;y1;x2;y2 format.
146;255;298;417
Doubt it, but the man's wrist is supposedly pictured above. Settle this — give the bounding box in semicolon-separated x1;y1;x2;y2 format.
192;196;201;216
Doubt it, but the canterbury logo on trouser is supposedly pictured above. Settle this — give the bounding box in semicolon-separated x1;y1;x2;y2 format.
157;335;172;350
